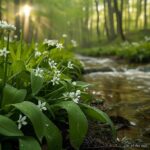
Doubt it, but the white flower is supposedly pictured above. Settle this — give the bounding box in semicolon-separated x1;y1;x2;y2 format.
56;43;64;50
48;59;57;69
14;35;18;39
51;69;61;85
72;81;77;86
51;76;60;85
0;48;10;57
17;114;27;129
43;39;58;46
34;67;44;78
67;61;73;69
62;34;67;38
0;20;16;31
35;51;41;58
71;40;78;47
63;90;81;103
37;100;47;111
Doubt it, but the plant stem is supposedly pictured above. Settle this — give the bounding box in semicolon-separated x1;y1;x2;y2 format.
3;31;10;86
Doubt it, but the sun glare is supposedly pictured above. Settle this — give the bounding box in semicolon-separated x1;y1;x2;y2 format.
22;5;32;17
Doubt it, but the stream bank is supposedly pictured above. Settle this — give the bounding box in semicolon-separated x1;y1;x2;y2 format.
78;55;150;150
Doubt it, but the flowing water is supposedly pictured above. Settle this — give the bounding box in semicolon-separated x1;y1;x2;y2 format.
78;55;150;149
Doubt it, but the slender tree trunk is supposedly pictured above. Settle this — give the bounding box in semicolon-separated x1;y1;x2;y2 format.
107;0;115;39
95;0;100;41
0;0;2;20
14;0;21;39
144;0;147;29
135;0;142;29
104;0;109;39
113;0;125;41
127;0;131;32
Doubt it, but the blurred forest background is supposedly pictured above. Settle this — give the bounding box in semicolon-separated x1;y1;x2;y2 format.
0;0;150;47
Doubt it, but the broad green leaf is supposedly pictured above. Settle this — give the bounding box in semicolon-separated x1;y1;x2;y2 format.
12;101;44;141
43;115;62;150
2;84;27;107
53;101;88;149
19;136;41;150
12;60;26;74
80;104;116;138
0;115;23;136
31;72;44;95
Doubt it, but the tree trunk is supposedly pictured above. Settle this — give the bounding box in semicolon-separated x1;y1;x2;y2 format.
0;0;2;20
95;0;100;41
135;0;142;29
14;0;21;39
104;0;109;39
144;0;147;29
113;0;125;41
107;0;115;39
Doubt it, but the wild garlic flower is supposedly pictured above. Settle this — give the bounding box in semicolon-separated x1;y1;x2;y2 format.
35;51;41;58
48;59;57;69
67;61;74;69
43;39;58;46
17;114;27;129
56;43;64;50
51;69;61;85
0;20;16;31
34;67;44;78
63;90;81;103
0;48;10;57
71;40;78;47
62;34;67;38
37;100;47;111
14;35;18;39
72;81;77;86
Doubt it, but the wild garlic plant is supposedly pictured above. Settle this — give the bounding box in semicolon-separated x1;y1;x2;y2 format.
0;21;116;150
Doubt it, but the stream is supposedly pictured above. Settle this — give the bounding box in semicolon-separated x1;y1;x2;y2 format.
78;55;150;149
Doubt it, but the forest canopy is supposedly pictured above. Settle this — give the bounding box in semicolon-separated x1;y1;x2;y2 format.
0;0;150;46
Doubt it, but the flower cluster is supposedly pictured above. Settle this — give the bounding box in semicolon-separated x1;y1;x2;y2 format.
0;48;10;57
71;40;78;47
0;20;16;31
56;43;64;50
35;51;41;58
63;90;81;103
43;39;64;50
67;61;74;69
51;69;61;85
48;59;57;69
34;67;44;78
43;39;58;46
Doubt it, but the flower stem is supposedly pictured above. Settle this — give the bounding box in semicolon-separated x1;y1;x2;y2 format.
3;31;10;87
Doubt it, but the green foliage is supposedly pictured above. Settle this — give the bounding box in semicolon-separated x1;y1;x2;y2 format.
0;115;23;137
52;101;88;149
19;137;41;150
77;40;150;63
0;28;115;149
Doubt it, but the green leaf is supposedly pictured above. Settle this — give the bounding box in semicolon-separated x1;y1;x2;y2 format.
12;101;44;141
2;84;27;107
80;104;116;138
19;136;41;150
12;60;26;74
31;72;44;95
53;101;88;149
0;115;23;136
43;115;62;150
